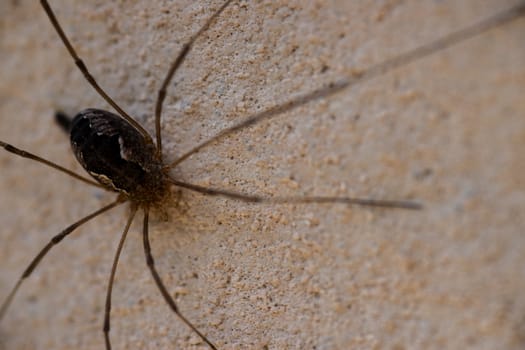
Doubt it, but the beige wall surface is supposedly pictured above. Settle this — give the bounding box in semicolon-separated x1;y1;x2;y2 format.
0;1;524;349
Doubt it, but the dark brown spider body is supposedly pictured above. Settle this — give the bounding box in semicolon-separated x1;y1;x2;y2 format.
69;108;168;203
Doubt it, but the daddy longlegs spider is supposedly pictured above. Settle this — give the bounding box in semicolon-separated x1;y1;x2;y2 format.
1;0;524;349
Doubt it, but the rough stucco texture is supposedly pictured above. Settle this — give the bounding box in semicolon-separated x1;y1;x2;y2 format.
0;1;524;349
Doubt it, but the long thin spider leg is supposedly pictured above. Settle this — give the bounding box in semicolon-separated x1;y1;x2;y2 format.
166;80;348;169
0;140;103;188
103;205;138;350
142;207;217;350
39;0;152;142
155;0;235;158
166;2;525;169
169;179;422;210
0;198;125;321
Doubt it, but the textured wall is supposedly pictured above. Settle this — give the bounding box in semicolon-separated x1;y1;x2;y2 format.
0;1;524;349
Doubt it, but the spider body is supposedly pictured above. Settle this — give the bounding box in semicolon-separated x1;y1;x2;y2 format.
67;109;168;203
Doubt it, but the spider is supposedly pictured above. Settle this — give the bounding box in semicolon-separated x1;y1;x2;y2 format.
0;1;523;349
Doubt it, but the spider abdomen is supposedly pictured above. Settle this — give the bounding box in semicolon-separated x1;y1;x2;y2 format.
70;109;167;202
